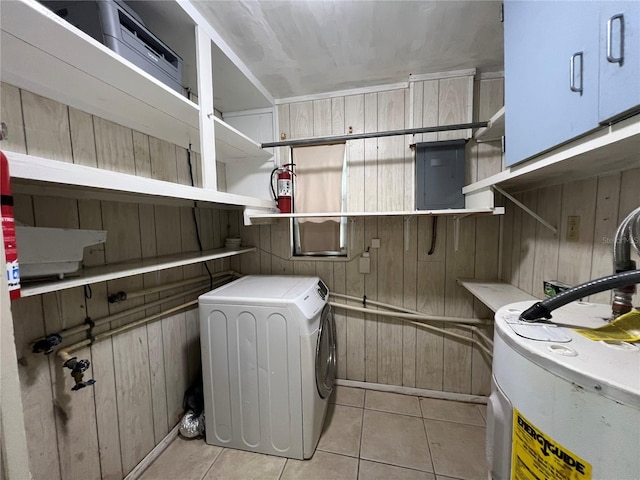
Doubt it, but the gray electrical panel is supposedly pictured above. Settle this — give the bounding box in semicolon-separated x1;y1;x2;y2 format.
415;140;466;210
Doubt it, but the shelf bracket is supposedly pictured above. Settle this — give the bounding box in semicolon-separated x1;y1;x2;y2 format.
349;218;357;253
493;185;558;236
453;214;472;252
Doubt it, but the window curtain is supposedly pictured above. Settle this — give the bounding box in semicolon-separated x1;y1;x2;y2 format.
292;143;346;252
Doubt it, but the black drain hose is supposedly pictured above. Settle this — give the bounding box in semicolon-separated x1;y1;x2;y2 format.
520;270;640;321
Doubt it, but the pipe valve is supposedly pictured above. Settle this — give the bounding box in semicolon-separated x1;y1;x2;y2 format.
107;291;127;303
32;333;62;355
63;356;96;391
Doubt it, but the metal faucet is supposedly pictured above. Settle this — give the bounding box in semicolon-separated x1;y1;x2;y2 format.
612;206;640;318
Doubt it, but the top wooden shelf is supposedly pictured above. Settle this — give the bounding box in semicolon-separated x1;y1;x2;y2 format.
0;0;271;164
474;107;505;143
1;0;199;151
465;113;640;195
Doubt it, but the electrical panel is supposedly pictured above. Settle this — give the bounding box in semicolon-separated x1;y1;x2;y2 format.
415;140;465;210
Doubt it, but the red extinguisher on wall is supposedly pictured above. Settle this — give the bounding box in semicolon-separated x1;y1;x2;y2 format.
1;151;20;300
270;163;295;214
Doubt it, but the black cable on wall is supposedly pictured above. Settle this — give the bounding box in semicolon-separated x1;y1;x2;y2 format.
187;145;214;290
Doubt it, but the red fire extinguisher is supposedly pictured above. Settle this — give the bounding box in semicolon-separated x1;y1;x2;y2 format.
270;163;295;214
1;151;20;300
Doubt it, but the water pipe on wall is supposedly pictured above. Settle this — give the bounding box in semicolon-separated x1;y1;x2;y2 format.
328;293;493;357
107;270;235;303
329;292;490;325
57;299;198;391
31;284;209;354
32;274;235;354
52;273;239;391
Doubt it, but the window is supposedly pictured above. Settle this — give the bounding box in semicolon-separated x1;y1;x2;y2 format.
290;143;347;257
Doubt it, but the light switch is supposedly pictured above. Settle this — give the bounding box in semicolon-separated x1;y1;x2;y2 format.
371;238;381;249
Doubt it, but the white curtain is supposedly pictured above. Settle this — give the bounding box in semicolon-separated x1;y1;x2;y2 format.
292;143;346;252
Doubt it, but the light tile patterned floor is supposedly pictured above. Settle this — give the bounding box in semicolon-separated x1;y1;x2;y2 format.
139;387;489;480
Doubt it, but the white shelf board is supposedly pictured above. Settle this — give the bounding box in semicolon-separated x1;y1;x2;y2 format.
6;152;275;210
457;278;538;312
21;246;256;297
1;0;272;164
464;113;640;195
214;117;273;163
0;0;200;151
248;207;505;220
475;106;505;143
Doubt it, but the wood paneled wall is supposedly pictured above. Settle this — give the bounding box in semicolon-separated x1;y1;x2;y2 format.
468;77;504;183
501;167;640;306
1;75;508;479
2;83;235;479
236;75;502;395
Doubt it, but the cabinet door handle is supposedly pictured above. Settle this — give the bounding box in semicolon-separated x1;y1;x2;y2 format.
570;52;583;94
607;13;625;64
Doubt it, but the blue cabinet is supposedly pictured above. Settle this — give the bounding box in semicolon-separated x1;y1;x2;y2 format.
599;2;640;124
505;1;640;167
504;1;600;166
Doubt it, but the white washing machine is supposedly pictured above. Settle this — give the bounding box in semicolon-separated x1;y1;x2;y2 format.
487;301;640;479
198;275;336;460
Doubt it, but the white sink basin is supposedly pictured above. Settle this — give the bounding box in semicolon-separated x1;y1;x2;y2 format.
15;226;107;279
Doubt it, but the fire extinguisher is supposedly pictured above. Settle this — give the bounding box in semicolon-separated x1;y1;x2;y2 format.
1;151;20;300
270;163;295;214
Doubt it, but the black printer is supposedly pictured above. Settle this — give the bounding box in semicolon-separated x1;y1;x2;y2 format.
43;0;184;94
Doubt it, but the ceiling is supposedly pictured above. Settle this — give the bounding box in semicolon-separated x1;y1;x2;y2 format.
191;0;504;101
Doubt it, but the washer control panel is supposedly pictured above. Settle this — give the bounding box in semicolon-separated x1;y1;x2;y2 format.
317;280;328;301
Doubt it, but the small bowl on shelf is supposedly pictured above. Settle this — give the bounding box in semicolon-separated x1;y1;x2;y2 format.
224;237;242;249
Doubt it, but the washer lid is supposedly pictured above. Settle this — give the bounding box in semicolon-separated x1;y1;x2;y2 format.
495;301;640;408
198;275;320;307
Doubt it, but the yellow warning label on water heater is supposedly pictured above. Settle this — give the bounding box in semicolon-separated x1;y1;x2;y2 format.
512;409;592;480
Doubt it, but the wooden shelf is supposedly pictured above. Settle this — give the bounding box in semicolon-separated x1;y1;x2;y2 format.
248;207;505;222
475;107;505;143
457;278;538;312
21;246;256;297
464;113;640;196
6;152;275;210
0;0;271;164
1;0;199;151
214;117;272;163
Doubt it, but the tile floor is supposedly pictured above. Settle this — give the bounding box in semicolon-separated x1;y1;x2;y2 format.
139;387;489;480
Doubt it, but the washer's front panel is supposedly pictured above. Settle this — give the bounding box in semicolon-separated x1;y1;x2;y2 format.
200;303;304;459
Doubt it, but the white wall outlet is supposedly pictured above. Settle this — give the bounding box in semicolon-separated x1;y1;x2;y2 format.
567;216;580;242
359;254;371;274
371;238;381;248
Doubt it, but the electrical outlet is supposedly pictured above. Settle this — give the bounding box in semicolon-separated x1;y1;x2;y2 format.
371;238;381;249
567;216;580;242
